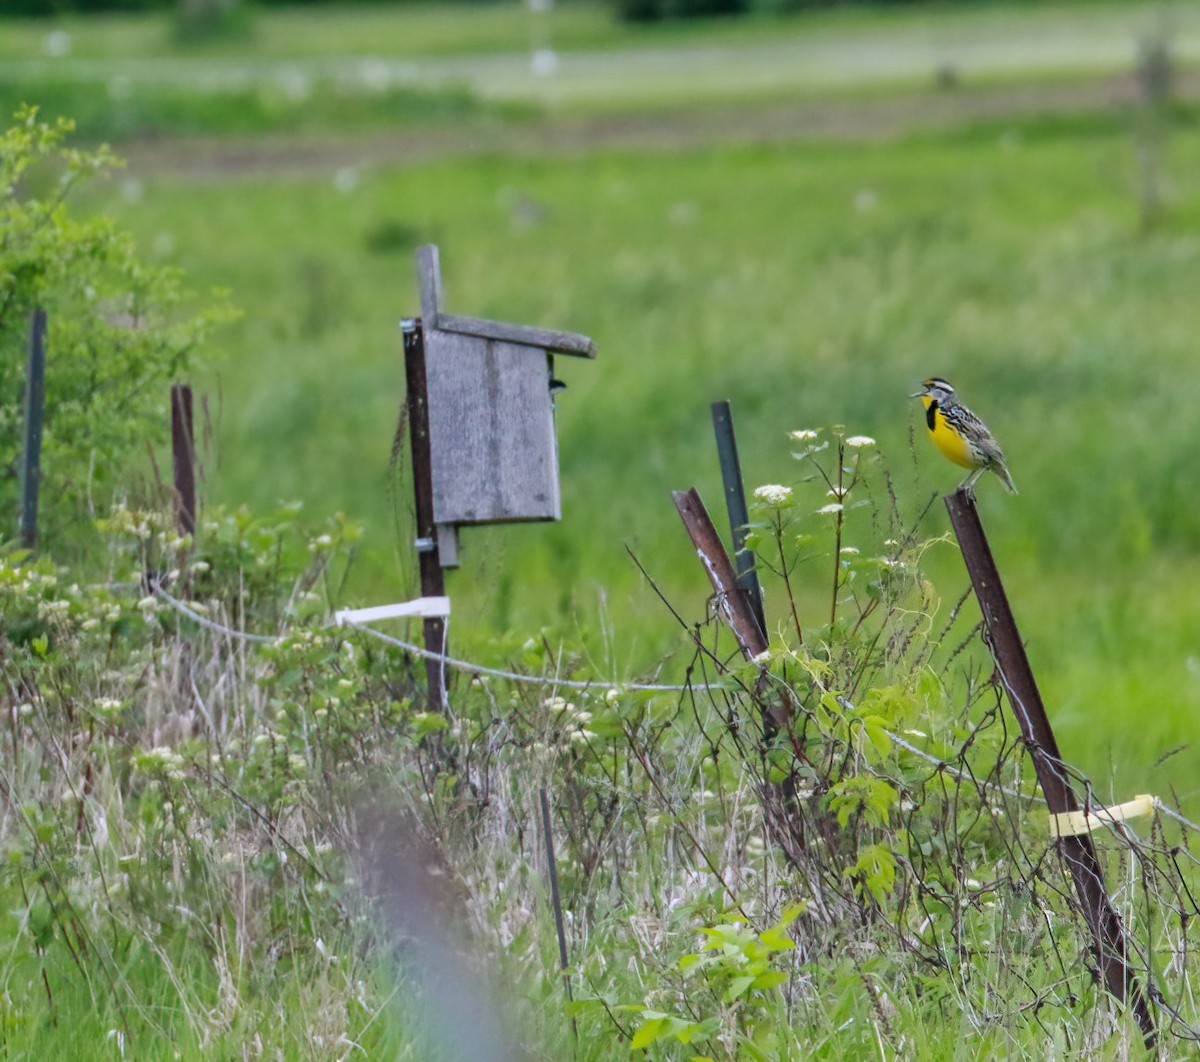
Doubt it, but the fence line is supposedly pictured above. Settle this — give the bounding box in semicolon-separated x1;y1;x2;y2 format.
147;584;1200;840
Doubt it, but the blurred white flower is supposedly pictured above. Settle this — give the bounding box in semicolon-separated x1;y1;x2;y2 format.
789;429;819;442
854;188;879;213
43;30;71;57
816;503;844;515
530;48;559;77
753;484;793;505
846;435;876;448
333;167;359;194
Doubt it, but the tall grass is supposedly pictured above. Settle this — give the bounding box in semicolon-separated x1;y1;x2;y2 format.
2;474;1196;1057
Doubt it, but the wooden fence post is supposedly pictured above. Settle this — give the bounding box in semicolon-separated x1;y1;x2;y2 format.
944;488;1156;1045
402;318;448;712
171;384;197;537
19;309;47;550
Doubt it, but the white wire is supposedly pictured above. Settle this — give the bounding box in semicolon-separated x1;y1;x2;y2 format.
153;585;712;694
154;585;280;644
344;617;708;694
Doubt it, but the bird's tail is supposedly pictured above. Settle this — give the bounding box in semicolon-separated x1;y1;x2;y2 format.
994;462;1018;495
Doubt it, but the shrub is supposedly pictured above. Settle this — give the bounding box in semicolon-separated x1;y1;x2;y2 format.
0;107;233;550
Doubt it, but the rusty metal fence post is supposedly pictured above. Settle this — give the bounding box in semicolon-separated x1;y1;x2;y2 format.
945;488;1156;1045
673;488;769;663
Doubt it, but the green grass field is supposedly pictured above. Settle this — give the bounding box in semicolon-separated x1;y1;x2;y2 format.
5;0;1200;1055
81;109;1200;799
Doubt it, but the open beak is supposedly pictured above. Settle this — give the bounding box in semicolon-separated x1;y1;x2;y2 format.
909;390;925;399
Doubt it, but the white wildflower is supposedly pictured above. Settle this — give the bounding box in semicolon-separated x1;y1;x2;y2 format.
753;484;793;506
789;429;820;441
93;698;124;720
827;486;848;498
839;546;860;556
816;503;844;515
752;649;772;665
845;435;875;448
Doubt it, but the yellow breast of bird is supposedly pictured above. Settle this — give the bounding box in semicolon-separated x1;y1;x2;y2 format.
923;398;978;470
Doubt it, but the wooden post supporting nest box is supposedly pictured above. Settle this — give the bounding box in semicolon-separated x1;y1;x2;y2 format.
401;245;595;712
413;244;596;568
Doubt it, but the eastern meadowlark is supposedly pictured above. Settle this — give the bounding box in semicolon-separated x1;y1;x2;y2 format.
912;377;1017;495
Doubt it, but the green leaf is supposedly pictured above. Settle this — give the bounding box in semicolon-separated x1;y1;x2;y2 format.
724;975;755;1002
631;1016;671;1050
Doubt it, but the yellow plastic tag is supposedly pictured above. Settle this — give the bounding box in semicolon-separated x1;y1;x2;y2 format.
1049;795;1157;838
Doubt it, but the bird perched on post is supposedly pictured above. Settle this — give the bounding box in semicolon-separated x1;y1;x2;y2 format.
912;377;1017;495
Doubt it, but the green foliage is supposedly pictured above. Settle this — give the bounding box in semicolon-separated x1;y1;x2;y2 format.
0;107;233;548
0;503;431;1056
616;906;804;1057
1;462;1198;1056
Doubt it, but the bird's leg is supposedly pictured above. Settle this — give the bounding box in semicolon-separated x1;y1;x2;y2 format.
958;468;983;499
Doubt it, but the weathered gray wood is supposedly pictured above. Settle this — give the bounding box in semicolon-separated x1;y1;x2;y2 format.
417;244;443;324
437;312;596;359
426;331;560;526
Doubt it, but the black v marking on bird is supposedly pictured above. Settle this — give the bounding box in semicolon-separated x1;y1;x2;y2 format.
925;401;939;432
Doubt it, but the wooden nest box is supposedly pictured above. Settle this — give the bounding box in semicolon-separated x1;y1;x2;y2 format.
412;244;596;567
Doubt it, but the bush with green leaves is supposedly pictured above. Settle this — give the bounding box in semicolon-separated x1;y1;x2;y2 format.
0;503;439;1055
0;107;233;550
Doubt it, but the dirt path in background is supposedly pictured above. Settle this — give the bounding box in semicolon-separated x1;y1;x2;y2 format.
121;72;1194;182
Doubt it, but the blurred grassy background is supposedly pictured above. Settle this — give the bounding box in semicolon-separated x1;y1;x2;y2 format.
7;0;1200;801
